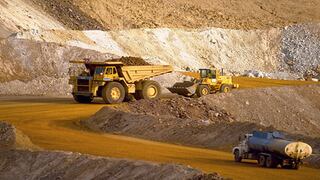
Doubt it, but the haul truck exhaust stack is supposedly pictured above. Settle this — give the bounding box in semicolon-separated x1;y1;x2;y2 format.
69;59;173;104
232;131;312;169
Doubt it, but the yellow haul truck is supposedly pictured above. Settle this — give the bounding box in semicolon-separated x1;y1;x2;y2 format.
69;60;173;104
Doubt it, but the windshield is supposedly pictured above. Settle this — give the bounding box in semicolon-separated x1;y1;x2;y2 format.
200;69;216;79
95;67;105;75
200;69;208;78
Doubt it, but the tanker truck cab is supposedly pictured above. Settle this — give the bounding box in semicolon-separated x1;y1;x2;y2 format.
232;131;312;169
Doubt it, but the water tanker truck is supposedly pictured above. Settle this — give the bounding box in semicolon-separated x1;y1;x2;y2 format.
69;59;173;104
232;131;312;169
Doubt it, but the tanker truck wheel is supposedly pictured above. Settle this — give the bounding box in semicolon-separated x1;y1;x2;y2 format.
196;85;210;97
258;155;266;167
234;150;242;162
139;80;161;100
290;162;300;170
73;95;93;103
102;82;125;104
266;156;278;168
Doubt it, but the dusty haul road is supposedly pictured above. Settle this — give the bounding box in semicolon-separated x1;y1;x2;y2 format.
0;96;319;180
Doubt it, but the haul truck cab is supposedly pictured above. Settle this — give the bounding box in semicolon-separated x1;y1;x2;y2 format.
69;60;173;104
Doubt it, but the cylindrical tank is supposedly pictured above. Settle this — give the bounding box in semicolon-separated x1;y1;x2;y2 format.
248;132;312;160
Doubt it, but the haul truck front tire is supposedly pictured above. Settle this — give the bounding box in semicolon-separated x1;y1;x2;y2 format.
139;80;161;100
102;82;125;104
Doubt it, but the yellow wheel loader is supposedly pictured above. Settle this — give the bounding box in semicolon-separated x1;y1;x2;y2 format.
167;68;239;97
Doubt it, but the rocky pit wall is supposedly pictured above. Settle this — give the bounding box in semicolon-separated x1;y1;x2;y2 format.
0;121;223;180
0;0;64;37
0;24;320;95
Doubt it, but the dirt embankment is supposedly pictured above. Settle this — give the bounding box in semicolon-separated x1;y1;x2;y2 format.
29;0;106;31
305;155;320;168
82;85;320;152
202;85;320;138
0;37;151;95
0;150;222;180
0;121;223;180
30;0;320;30
0;121;39;150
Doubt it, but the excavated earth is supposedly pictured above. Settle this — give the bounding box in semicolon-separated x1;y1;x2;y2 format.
0;0;320;178
29;0;320;30
0;121;223;180
1;0;320;95
1;24;320;95
82;85;320;155
1;0;320;37
0;37;149;95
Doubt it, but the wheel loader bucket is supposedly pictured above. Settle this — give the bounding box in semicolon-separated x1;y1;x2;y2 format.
167;81;198;97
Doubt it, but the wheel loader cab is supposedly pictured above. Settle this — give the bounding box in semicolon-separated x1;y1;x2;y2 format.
199;69;217;79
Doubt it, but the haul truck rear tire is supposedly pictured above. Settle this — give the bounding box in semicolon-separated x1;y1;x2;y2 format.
73;95;93;103
139;80;161;100
102;82;125;104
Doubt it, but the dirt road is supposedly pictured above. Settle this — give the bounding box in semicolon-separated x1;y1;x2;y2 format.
0;96;319;180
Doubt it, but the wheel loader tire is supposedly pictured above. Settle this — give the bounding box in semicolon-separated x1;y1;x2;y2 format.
139;80;161;100
102;82;125;104
196;85;210;97
220;84;232;93
258;155;266;167
73;95;93;103
265;156;277;168
234;150;242;162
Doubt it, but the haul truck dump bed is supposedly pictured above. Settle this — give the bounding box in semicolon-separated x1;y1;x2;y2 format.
69;59;173;104
121;65;173;83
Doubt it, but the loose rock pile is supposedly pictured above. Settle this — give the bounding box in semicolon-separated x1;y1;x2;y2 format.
281;24;320;78
0;121;15;149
